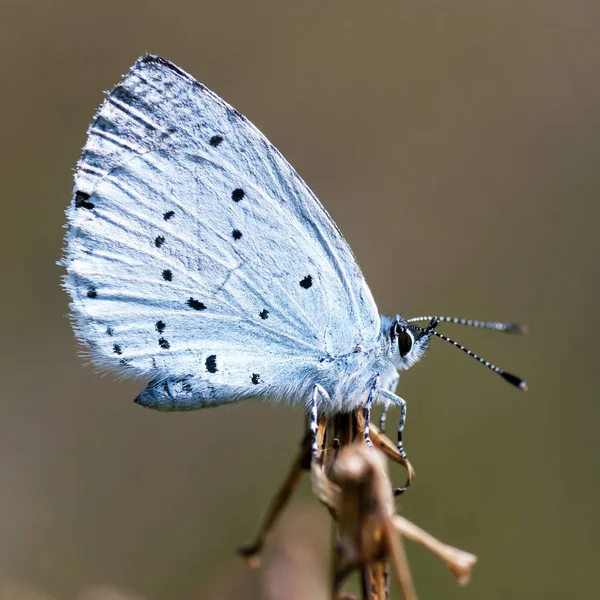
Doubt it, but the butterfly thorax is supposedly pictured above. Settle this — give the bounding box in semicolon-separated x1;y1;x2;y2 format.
306;319;402;414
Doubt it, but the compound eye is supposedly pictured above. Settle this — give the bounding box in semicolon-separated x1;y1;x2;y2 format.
398;328;414;358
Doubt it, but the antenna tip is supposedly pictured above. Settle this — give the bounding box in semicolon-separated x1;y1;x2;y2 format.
501;371;528;391
505;323;528;334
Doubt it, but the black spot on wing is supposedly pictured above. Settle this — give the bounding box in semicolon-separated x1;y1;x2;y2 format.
87;286;97;298
162;269;172;281
155;236;165;248
259;309;269;320
232;229;242;241
158;337;170;349
206;355;218;373
163;210;175;221
231;188;245;202
299;275;313;289
251;373;261;385
155;320;166;334
113;344;122;355
74;191;95;210
187;298;206;311
209;135;223;147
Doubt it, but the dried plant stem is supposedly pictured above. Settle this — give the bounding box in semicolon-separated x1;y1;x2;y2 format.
239;409;477;599
322;420;416;600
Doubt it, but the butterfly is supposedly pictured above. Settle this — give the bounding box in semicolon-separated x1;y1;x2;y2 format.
62;55;526;460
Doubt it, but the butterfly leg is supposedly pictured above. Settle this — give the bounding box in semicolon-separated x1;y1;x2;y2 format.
378;371;398;434
311;384;330;459
379;402;390;435
379;388;408;459
363;376;380;448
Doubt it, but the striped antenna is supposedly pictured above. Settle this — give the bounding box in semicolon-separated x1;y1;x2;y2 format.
406;315;527;334
410;324;528;391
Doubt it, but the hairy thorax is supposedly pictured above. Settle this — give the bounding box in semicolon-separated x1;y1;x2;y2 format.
310;336;395;415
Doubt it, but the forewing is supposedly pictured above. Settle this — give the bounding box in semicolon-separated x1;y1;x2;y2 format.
63;55;379;398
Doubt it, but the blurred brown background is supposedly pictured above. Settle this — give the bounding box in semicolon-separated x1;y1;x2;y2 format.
1;1;599;598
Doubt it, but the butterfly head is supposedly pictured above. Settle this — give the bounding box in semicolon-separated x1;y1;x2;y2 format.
385;314;528;390
388;316;437;371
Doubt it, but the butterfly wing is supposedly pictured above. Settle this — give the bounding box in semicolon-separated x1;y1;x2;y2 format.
63;55;380;407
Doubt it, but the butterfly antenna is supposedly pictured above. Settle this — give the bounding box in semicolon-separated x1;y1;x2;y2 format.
406;315;527;334
411;324;528;391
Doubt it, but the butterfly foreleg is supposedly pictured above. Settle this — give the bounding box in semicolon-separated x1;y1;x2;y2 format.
311;384;330;460
378;388;408;459
378;371;400;434
363;375;381;448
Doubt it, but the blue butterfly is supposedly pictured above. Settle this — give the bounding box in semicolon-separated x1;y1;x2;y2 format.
62;55;526;460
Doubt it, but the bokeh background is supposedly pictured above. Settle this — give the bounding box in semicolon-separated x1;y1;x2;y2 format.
1;1;599;598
